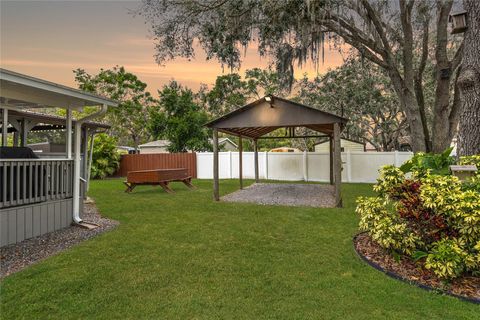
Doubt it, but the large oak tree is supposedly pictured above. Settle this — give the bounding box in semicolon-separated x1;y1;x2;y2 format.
138;0;465;152
457;0;480;156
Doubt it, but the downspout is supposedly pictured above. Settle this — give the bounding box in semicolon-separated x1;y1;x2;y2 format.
73;104;108;223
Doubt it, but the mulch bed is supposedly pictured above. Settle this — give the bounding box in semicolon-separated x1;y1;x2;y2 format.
354;232;480;303
0;201;119;278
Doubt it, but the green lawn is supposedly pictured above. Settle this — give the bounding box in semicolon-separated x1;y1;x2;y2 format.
1;179;478;319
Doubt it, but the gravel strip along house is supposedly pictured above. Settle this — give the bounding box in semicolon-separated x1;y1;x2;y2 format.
0;68;118;247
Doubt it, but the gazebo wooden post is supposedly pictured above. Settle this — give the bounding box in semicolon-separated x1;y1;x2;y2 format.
213;129;220;201
239;136;243;189
329;135;334;185
253;138;259;183
333;122;342;207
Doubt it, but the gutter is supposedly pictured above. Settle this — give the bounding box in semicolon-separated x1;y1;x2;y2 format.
72;104;108;224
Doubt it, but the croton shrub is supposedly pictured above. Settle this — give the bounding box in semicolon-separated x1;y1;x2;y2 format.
356;151;480;279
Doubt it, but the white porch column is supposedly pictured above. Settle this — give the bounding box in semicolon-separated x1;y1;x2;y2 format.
73;121;82;222
86;131;96;192
20;119;27;147
1;108;8;146
66;108;72;158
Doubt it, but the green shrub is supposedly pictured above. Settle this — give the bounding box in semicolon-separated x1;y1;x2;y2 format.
459;155;480;192
399;147;455;176
356;197;421;255
372;165;405;199
424;238;468;279
90;133;120;179
356;150;480;279
459;154;480;169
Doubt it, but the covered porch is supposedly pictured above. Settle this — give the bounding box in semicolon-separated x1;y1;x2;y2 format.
0;68;117;247
206;95;348;207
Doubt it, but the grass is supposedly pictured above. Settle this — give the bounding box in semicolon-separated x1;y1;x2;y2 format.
1;179;478;319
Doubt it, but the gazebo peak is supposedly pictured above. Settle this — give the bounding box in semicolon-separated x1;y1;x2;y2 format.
206;96;348;138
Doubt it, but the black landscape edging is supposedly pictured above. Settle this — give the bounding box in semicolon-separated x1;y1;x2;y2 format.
353;232;480;305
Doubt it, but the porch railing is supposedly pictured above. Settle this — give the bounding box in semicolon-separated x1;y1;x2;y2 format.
0;159;74;209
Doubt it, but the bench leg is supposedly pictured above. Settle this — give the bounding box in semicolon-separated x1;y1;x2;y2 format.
124;181;136;193
182;178;196;189
159;182;175;194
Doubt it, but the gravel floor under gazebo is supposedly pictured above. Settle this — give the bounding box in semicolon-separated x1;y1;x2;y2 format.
222;183;336;208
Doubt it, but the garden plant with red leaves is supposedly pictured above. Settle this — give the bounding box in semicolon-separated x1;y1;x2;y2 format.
395;180;455;245
357;151;480;280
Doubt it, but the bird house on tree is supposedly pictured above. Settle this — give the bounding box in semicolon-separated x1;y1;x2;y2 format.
449;10;468;34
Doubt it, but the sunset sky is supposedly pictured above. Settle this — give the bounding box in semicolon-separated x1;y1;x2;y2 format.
1;0;346;93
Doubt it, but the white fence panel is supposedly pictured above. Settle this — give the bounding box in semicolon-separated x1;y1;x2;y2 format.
350;152;393;183
196;152;213;179
305;152;330;182
267;153;303;181
196;151;413;183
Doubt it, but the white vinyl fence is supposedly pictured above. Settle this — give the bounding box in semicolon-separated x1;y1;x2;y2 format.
196;151;413;183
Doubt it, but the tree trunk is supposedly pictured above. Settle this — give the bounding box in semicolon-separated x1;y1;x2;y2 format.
432;70;455;153
458;0;480;156
402;92;427;152
388;69;427;152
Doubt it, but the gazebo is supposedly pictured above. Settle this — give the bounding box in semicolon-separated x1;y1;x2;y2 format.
206;95;348;207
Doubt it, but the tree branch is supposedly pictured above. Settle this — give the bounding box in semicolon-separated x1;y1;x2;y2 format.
360;0;393;55
321;19;389;69
435;0;453;67
324;12;387;58
414;14;431;150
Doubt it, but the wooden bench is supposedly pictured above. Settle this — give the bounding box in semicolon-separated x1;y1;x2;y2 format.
123;168;195;194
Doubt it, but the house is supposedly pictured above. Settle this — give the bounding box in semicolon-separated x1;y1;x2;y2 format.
217;138;238;151
138;137;238;154
138;140;171;154
0;68;117;247
314;138;366;152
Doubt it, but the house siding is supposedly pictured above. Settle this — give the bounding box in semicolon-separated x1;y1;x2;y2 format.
139;147;169;154
315;139;365;152
0;198;74;247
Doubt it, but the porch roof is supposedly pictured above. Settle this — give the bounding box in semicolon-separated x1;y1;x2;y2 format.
5;109;110;133
0;68;118;109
